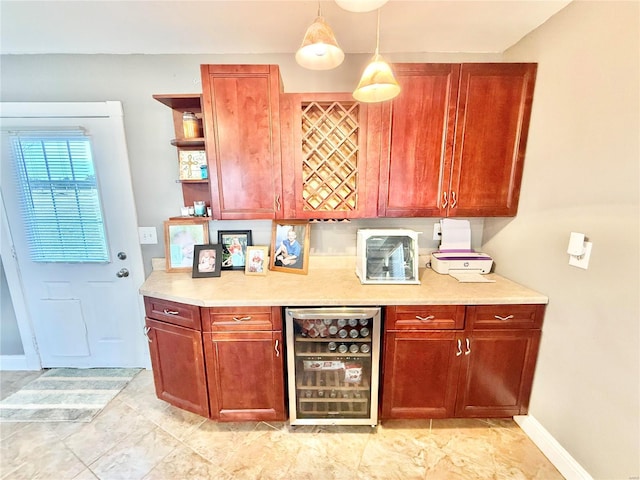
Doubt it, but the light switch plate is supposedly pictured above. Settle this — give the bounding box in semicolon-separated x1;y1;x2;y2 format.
569;242;592;269
138;227;158;245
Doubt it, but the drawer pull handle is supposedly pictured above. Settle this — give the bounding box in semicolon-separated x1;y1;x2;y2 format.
143;326;152;343
442;191;448;208
233;316;252;322
415;315;435;322
274;339;280;357
451;191;457;208
494;315;514;321
163;309;179;315
456;339;463;356
465;338;471;355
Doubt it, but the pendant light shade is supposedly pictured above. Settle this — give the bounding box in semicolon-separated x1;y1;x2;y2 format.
296;15;344;70
335;0;389;13
353;9;400;103
353;53;401;102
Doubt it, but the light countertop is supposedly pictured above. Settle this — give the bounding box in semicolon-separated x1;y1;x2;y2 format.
139;257;548;307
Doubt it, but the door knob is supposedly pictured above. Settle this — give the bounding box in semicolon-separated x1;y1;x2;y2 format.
116;268;130;278
117;251;127;260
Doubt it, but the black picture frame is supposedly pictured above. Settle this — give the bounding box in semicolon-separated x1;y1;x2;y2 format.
217;230;252;270
192;244;222;278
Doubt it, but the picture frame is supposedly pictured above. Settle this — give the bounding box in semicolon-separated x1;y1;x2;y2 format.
218;230;252;270
269;220;310;275
164;219;209;272
178;150;207;180
192;244;222;278
245;246;269;276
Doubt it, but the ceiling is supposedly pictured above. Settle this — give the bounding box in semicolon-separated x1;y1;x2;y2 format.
0;0;572;56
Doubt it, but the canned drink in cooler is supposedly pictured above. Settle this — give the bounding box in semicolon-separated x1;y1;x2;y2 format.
349;344;359;353
360;344;370;354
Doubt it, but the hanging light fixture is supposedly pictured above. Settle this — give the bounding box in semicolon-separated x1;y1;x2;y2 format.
353;8;401;103
295;2;344;70
335;0;389;13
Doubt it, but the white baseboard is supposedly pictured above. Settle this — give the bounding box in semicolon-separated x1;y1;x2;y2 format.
0;354;41;371
514;415;593;480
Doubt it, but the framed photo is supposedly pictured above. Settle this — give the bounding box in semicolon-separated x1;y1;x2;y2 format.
245;246;268;276
269;220;310;275
192;244;222;278
218;230;252;270
164;219;209;272
178;150;207;180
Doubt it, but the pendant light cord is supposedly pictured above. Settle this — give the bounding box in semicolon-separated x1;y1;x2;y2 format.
375;8;380;56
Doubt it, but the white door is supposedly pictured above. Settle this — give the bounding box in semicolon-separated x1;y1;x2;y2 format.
1;102;149;368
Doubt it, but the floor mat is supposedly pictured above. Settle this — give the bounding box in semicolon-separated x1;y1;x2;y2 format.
0;368;140;422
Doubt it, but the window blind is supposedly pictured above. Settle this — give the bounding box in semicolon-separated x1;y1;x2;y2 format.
10;129;109;263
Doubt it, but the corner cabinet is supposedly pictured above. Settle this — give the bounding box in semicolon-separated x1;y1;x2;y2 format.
378;63;537;218
381;304;545;419
280;92;381;219
152;94;211;209
200;65;284;220
143;297;209;417
202;306;286;422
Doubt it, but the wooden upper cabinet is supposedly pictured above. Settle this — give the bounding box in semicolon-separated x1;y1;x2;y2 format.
448;63;537;217
378;63;460;217
280;92;381;219
200;65;283;220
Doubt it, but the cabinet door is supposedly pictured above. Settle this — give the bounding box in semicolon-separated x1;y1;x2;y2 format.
145;318;209;417
378;63;460;217
204;331;285;422
280;93;380;219
201;64;283;220
455;329;541;417
448;63;537;217
381;331;461;419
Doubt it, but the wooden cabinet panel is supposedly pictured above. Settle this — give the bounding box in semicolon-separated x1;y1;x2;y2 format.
204;330;285;421
144;296;202;330
280;92;380;219
448;63;537;217
386;305;465;330
201;64;283;220
467;304;545;330
381;331;461;419
455;329;541;417
145;318;209;417
203;306;281;332
378;63;460;217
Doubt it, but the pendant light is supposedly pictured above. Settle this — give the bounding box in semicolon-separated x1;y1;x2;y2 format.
352;8;401;103
335;0;389;13
296;2;344;70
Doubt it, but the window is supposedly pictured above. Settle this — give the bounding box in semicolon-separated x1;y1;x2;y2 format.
10;130;109;263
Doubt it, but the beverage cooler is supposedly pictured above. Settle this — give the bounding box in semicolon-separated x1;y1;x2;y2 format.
285;307;381;426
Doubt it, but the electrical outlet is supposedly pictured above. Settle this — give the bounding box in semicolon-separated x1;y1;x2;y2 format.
138;227;158;245
433;222;442;241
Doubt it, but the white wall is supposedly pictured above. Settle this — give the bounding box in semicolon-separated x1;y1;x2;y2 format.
483;1;639;478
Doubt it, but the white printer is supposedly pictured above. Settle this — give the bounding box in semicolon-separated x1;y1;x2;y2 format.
430;219;493;275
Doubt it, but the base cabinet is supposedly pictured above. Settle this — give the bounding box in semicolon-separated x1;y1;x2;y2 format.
204;330;285;421
202;306;286;422
381;304;544;419
144;317;209;418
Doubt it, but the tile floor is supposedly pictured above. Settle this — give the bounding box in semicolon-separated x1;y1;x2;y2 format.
0;370;564;480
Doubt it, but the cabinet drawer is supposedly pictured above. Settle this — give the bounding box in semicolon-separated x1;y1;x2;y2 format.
144;296;202;330
466;304;545;329
203;306;281;332
386;305;465;330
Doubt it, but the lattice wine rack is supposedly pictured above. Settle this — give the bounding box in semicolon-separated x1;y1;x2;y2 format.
301;101;360;212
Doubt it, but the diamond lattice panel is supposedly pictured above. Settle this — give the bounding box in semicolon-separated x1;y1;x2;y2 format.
301;102;360;212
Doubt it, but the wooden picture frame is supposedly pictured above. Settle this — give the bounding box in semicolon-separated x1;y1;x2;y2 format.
245;246;268;276
269;220;310;275
164;219;209;272
218;230;252;270
192;244;222;278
